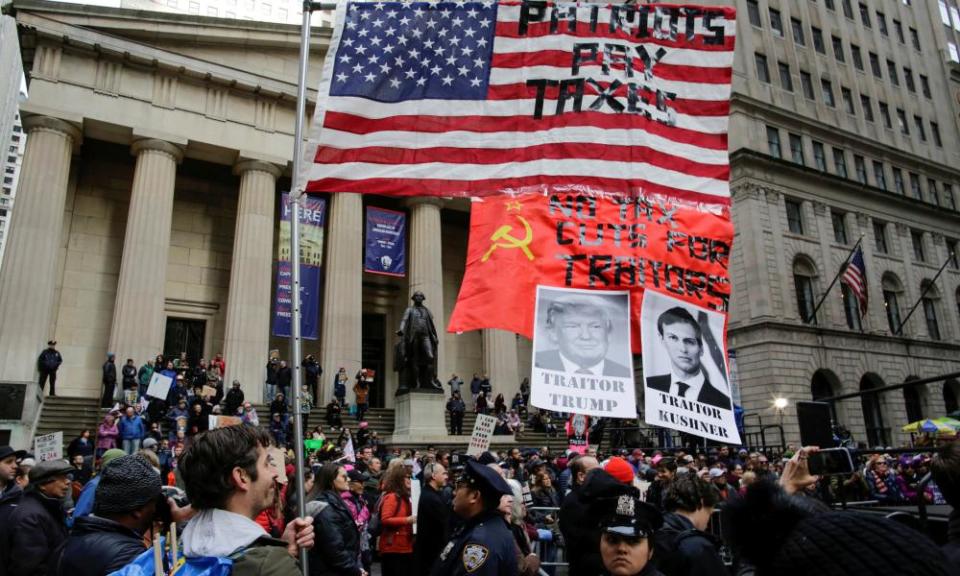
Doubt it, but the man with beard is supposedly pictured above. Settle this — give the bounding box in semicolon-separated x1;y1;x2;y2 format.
179;426;315;574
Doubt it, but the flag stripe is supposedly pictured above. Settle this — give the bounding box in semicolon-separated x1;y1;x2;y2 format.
491;35;735;66
314;143;730;178
487;68;731;101
484;83;730;114
491;51;732;83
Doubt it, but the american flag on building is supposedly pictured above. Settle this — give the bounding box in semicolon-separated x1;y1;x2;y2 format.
841;246;868;316
305;1;736;204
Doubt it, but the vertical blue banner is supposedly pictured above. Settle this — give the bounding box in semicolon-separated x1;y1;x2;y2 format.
364;207;406;277
272;193;326;339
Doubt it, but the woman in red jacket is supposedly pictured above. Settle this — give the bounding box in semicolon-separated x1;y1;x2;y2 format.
378;463;416;576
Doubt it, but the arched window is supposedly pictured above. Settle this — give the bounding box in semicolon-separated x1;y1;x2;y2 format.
903;376;924;423
945;379;960;415
921;280;941;340
882;273;903;334
811;369;841;422
860;373;888;447
794;256;819;324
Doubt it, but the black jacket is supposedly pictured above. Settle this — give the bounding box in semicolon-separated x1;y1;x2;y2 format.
0;487;68;576
102;361;117;385
38;348;63;372
225;388;245;416
414;484;451;574
0;483;23;576
51;515;146;576
559;470;636;576
121;365;138;388
653;512;726;576
277;366;293;389
307;491;362;576
944;508;960;573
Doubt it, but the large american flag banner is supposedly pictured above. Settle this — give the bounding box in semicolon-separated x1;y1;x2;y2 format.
841;246;868;316
305;1;736;204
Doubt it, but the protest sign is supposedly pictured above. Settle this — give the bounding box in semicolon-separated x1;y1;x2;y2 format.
305;438;324;452
208;415;243;430
124;389;138;406
530;286;635;418
268;446;288;484
364;207;406;276
566;414;590;455
201;385;218;399
640;289;740;444
146;372;173;400
34;432;63;462
467;413;498;457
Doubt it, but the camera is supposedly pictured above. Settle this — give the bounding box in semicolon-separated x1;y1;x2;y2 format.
155;485;189;527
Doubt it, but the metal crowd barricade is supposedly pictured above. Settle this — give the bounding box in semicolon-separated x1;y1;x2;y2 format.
527;505;568;575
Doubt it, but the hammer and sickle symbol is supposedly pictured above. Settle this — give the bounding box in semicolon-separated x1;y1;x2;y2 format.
481;215;535;262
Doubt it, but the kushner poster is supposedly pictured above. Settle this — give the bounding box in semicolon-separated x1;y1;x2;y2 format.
641;289;739;443
272;193;326;339
531;286;635;418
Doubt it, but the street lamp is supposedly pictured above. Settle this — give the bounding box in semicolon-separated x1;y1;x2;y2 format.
774;397;789;410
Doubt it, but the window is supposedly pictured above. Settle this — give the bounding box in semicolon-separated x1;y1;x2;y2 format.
929;179;940;205
904;386;924;422
779;62;793;91
923;297;941;340
859;2;870;27
945;184;956;210
947;240;959;269
861;95;874;121
833;147;848;178
877;11;887;35
951;42;960;63
789;133;805;165
188;0;199;13
813;27;825;53
908;172;923;198
931;122;942;147
842;283;863;330
747;0;761;26
915;116;926;141
883;277;902;334
832;210;848;244
910;27;920;51
920;75;931;98
826;0;836;9
894;19;904;43
893;168;905;194
822;78;835;106
842;87;855;114
801;71;816;99
869;52;881;77
851;45;863;70
873;161;887;190
767;125;782;159
206;6;218;15
769;8;783;36
939;0;950;25
832;36;845;62
813;141;827;171
887;60;898;85
855;155;868;184
786;199;804;234
794;258;818;324
911;230;925;262
874;220;888;253
897;108;909;134
792;18;805;45
842;0;853;19
904;68;915;92
879;102;892;129
756;53;770;83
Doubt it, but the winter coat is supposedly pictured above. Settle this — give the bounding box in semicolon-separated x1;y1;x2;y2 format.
944;508;960;572
413;484;450;574
50;514;146;576
225;388;245;416
182;508;300;576
378;492;414;554
0;488;68;576
559;470;636;576
118;414;146;440
277;366;292;389
304;360;321;386
121;364;138;388
96;420;119;450
0;483;23;559
653;512;726;576
67;436;94;459
138;364;154;387
38;348;63;372
270;398;288;416
307;490;363;576
102;361;117;385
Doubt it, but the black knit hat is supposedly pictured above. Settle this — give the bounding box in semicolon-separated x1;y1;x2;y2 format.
772;512;951;576
94;455;161;516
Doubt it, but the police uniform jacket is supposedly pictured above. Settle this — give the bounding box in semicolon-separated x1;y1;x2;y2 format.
429;510;517;576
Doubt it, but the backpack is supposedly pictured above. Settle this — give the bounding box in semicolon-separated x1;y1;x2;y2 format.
366;494;385;538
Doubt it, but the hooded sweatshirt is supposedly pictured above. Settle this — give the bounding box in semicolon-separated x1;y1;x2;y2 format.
182;509;300;576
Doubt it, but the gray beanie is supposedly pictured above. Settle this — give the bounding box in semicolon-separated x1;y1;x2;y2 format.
94;454;161;516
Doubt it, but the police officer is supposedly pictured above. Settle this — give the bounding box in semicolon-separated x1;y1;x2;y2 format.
597;494;665;576
429;460;517;576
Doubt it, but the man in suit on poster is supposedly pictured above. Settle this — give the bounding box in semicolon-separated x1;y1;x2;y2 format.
646;307;731;410
535;295;632;378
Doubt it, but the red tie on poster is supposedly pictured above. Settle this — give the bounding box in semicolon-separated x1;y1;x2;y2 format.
447;192;733;354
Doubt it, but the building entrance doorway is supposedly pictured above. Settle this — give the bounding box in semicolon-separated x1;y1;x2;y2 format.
163;318;206;368
362;313;386;408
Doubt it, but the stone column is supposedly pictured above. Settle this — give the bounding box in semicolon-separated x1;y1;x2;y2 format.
319;193;363;404
483;329;520;404
222;161;280;401
407;197;445;379
0;116;80;384
108;139;182;365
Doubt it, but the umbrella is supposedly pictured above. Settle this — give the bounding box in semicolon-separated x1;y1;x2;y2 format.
933;417;960;430
902;418;954;434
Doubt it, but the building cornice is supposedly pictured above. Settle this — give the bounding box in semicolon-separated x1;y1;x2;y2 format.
729;319;960;355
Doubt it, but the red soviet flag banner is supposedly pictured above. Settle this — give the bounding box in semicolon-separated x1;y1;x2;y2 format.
447;192;733;352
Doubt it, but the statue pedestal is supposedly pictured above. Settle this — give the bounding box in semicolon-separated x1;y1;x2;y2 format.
390;390;447;442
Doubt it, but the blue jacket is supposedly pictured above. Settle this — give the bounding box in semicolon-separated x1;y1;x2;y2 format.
71;475;100;523
118;415;146;440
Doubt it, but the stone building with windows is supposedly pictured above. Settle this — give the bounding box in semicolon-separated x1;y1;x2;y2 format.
1;0;959;447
